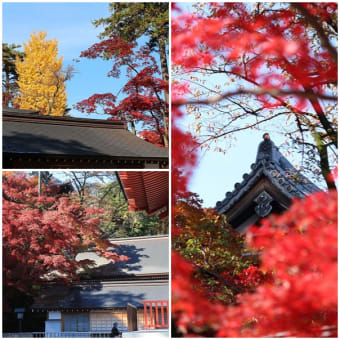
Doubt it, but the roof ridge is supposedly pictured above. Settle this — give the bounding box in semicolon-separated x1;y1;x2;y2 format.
215;136;320;215
3;110;127;129
109;235;169;242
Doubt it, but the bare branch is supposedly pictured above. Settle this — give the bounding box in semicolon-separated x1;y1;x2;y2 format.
196;111;287;147
172;88;336;107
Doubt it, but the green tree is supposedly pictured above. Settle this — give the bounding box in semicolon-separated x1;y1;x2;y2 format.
93;3;169;84
97;181;168;238
61;172;168;237
2;43;25;106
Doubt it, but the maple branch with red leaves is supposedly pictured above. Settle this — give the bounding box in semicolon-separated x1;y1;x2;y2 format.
292;3;337;63
75;36;169;147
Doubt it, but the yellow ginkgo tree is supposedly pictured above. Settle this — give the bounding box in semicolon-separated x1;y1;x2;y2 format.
14;31;68;116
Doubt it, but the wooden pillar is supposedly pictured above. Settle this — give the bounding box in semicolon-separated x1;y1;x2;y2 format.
127;304;137;332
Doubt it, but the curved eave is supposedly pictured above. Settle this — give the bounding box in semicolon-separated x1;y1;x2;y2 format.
216;162;265;214
118;172;169;219
216;160;321;215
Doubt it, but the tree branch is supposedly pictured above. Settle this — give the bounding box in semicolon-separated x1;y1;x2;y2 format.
196;111;287;147
195;264;244;295
172;88;337;107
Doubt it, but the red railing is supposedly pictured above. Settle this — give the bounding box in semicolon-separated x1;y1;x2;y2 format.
142;300;169;329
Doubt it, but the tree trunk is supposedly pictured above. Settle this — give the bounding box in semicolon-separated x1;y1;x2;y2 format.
162;130;169;148
130;120;136;135
159;39;169;147
4;71;10;106
38;171;42;196
158;38;169;103
160;219;168;234
158;39;169;82
304;87;338;148
313;132;337;190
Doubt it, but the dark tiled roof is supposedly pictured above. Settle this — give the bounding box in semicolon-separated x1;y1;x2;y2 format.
3;107;40;115
3;109;168;160
215;138;320;214
77;236;169;278
32;280;168;310
32;236;169;310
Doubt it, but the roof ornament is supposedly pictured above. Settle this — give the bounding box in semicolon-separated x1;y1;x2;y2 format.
254;191;273;217
215;135;321;221
256;133;273;163
263;132;270;140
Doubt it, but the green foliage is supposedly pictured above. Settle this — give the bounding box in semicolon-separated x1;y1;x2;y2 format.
173;192;257;303
93;3;169;52
60;172;167;237
93;3;169;85
34;171;167;238
2;43;23;80
94;181;168;238
2;43;25;106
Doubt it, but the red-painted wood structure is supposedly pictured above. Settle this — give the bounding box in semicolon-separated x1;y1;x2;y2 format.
142;300;169;329
117;171;168;219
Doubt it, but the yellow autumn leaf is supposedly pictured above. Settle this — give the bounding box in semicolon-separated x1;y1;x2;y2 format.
13;31;67;116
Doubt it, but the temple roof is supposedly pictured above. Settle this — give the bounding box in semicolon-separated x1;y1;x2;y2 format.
32;235;169;310
3;108;168;164
76;235;169;279
32;280;168;310
215;136;320;217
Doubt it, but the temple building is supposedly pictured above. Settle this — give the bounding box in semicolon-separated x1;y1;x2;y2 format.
215;134;321;232
3;107;168;169
3;171;169;338
25;236;168;337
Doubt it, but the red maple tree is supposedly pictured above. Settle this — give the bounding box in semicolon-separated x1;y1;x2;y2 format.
171;3;337;337
3;173;128;299
75;37;169;147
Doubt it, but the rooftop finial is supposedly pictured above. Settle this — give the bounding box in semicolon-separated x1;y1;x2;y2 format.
256;133;273;163
262;133;270;140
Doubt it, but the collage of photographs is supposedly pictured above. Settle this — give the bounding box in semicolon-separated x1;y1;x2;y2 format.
1;1;338;339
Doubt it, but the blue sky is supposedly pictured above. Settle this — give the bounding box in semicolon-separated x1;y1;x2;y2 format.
2;2;128;119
